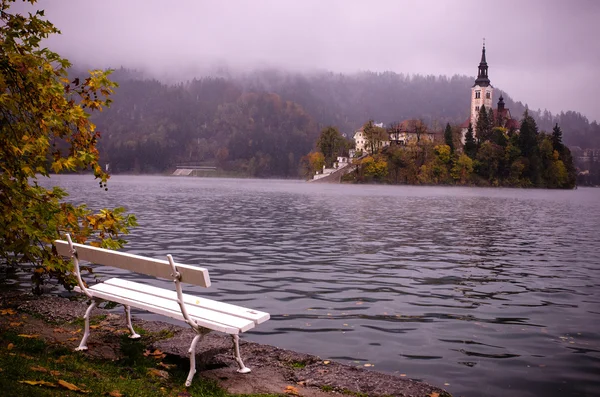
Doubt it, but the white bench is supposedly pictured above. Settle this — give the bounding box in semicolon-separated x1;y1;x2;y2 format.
54;234;270;386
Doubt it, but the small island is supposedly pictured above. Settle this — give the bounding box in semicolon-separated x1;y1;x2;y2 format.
305;45;577;189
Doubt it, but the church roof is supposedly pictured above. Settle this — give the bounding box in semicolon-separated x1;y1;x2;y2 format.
474;45;491;87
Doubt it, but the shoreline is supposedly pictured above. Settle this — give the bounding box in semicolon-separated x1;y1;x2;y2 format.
0;290;452;397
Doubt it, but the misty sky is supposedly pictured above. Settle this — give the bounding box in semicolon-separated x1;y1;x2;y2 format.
15;0;600;123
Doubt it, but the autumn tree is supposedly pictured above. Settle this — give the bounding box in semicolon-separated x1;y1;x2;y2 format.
363;120;388;154
0;0;137;293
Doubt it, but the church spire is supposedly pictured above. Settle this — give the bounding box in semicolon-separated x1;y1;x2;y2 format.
474;40;490;87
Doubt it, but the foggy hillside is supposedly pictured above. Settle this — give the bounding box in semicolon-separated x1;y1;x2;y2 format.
84;67;600;176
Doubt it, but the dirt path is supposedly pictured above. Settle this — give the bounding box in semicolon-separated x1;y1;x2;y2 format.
0;291;451;397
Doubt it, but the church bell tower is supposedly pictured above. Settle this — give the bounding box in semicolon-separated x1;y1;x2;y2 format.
470;41;494;129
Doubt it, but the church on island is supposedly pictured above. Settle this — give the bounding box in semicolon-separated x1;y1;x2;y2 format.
351;43;520;152
460;43;519;142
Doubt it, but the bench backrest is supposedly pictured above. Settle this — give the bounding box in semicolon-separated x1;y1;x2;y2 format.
54;240;211;288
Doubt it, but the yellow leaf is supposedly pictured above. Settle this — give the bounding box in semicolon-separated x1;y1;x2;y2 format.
89;325;100;329
30;365;48;373
18;380;57;388
323;360;330;365
158;362;176;370
57;379;90;393
18;334;39;339
147;368;169;379
67;337;78;341
10;322;23;327
429;393;440;397
0;309;16;315
364;363;373;367
284;385;300;395
108;391;123;397
7;343;14;350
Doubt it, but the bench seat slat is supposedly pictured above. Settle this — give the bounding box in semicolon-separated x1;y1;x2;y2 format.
87;282;255;333
104;278;270;325
75;285;239;334
77;281;256;333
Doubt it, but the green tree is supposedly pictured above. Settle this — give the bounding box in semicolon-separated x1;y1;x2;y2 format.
464;123;477;158
444;123;454;153
476;104;492;143
316;126;344;167
0;0;137;293
551;123;563;153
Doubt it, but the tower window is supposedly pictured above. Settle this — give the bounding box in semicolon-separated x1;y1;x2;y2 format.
475;91;481;99
486;92;491;99
475;106;480;112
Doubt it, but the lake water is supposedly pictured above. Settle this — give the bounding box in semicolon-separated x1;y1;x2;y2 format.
37;175;600;397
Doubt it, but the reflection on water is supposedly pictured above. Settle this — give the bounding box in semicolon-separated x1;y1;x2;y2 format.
42;175;600;397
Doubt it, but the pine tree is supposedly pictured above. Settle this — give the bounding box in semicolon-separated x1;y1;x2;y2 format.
551;123;563;153
518;110;539;158
464;123;477;158
444;123;454;153
476;105;492;143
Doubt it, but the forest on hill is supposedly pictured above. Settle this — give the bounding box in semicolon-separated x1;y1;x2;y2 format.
86;67;600;177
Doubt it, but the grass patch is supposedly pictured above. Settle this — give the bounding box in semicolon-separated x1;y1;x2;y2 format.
321;385;334;392
69;314;107;327
0;330;280;397
289;361;306;369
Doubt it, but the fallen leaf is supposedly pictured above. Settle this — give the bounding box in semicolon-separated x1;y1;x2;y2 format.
50;370;61;376
0;309;16;315
53;328;67;333
90;325;100;329
364;363;373;367
10;322;23;327
71;329;82;334
107;391;123;397
158;362;176;370
30;366;48;373
18;334;39;339
144;349;166;359
58;379;90;393
7;343;14;350
284;385;300;395
19;354;34;359
323;360;330;365
18;380;57;388
147;368;169;379
67;337;78;341
429;393;440;397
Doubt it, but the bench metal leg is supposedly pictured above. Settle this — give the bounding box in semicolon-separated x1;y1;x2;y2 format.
232;334;251;373
185;333;204;387
124;305;141;339
76;299;99;351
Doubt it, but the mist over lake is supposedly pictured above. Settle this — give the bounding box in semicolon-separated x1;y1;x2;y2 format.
40;175;600;397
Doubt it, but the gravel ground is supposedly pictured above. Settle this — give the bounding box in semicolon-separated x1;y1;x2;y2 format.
0;290;452;397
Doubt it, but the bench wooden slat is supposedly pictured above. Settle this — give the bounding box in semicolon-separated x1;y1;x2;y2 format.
104;278;270;325
75;285;238;334
55;240;210;288
85;282;255;333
